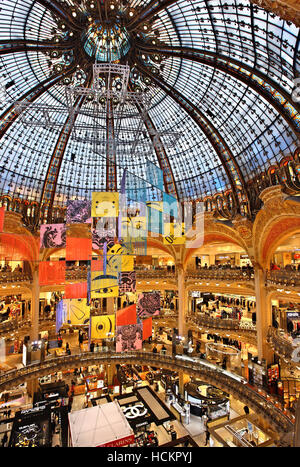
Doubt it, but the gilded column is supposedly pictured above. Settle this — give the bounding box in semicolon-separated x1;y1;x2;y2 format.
254;265;273;364
30;267;40;342
177;264;187;338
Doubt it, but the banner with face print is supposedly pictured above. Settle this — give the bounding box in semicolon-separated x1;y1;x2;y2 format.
92;192;119;218
116;324;143;352
65;298;90;326
66;200;91;224
90;315;115;340
40;224;66;249
163;222;186;245
118;271;136;294
137;292;161;319
106;243;134;274
90;272;119;298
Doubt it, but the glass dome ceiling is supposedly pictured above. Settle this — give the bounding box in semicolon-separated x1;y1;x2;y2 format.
0;0;299;211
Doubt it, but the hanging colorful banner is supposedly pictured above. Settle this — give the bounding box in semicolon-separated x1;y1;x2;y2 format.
90;272;119;298
90;257;104;271
66;237;92;261
116;324;143;352
146;202;163;235
65;282;88;299
66;200;91;224
91;192;119;218
142;317;153;341
116;304;137;327
39;261;66;285
137;292;161;319
92;228;115;251
90;315;115;340
66;298;90;326
146;161;164;192
118;271;136;294
163;222;186;245
163;192;178;219
56;299;67;334
40;224;66;249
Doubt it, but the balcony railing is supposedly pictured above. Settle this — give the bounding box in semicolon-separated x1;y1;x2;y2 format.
186;268;254;281
267;326;295;360
0;271;32;284
188;314;257;335
0;350;294;434
266;270;300;288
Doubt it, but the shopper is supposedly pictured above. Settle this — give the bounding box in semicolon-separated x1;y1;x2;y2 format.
1;432;8;447
152;345;158;354
204;429;210;446
90;341;95;353
243;405;250;415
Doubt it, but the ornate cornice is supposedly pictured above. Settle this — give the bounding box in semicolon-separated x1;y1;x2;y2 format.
250;0;300;27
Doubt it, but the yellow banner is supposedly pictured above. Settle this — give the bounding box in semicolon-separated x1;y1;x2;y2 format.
91;272;119;298
92;192;119;218
90;315;115;340
65;299;90;326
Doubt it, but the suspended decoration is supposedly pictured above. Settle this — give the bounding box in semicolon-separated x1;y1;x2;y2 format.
137;292;161;319
66;237;92;261
90;315;115;340
65;282;88;299
142;317;153;341
92;192;119;218
90;272;119;298
163;222;186;245
66;200;92;224
56;300;67;334
39;261;66;286
116;324;143;352
118;271;136;294
116;304;137;327
65;298;90;326
40;224;66;249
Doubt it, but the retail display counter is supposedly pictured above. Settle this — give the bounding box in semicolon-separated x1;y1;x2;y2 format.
209;415;275;447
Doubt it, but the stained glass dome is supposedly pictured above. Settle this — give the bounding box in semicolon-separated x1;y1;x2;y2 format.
0;0;299;213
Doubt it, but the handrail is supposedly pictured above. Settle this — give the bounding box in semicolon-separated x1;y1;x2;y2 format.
0;350;294;434
267;326;295;359
266;270;300;287
0;271;32;283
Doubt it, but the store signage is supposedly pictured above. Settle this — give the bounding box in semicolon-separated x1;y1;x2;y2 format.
100;434;135;447
122;403;148;419
135;421;148;428
21;405;46;415
287;312;300;318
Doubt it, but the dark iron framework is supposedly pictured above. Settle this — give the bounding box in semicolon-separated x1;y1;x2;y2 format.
0;0;299;220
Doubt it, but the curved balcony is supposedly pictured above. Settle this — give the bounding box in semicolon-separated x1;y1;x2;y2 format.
266;270;300;288
0;271;32;284
186;268;254;282
267;327;295;360
0;351;294;435
0;317;55;337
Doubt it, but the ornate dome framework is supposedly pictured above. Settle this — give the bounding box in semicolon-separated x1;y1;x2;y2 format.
0;0;299;220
